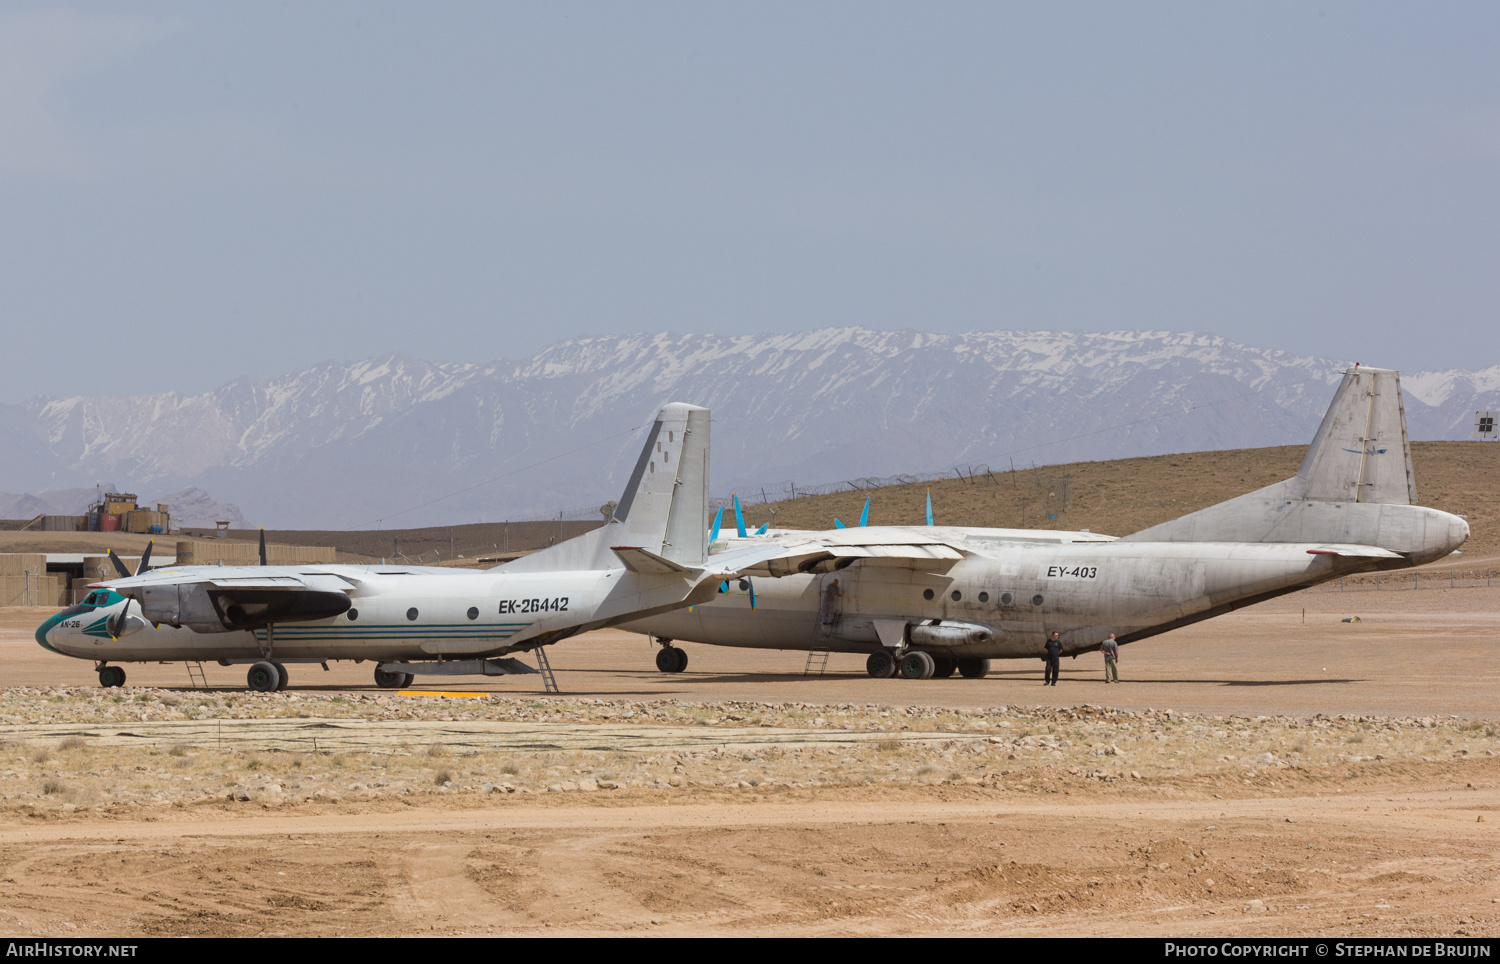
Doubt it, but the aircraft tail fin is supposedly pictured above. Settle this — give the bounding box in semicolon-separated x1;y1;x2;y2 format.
1294;366;1416;505
1120;366;1466;562
493;403;711;573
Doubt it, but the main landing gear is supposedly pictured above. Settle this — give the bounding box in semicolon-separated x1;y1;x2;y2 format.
247;660;289;693
98;665;126;688
864;652;990;680
654;640;688;674
374;667;414;689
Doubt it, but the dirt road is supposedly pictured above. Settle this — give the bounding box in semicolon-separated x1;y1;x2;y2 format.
1;773;1497;936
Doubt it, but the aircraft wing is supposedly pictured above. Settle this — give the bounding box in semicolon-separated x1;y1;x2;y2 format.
708;539;966;577
90;566;355;631
1305;545;1405;559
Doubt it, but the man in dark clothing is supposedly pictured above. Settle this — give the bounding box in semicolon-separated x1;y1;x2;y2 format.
1043;631;1063;685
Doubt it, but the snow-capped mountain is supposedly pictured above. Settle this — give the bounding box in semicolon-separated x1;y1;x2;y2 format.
1;329;1494;529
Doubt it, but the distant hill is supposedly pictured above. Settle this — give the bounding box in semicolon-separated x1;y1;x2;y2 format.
1;329;1494;528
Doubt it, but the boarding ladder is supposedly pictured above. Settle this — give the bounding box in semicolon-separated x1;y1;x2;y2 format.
184;661;208;688
803;644;831;677
534;646;560;694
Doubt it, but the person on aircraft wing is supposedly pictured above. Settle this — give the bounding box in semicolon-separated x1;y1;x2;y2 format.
1101;633;1120;683
1043;631;1063;686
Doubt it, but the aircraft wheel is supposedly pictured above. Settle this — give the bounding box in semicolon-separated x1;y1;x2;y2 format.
931;657;956;679
866;651;896;679
247;661;280;693
957;657;991;679
98;665;126;688
374;667;407;689
273;661;289;691
899;651;935;680
656;646;688;674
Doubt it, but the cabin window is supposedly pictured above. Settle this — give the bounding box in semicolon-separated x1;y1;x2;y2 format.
347;609;359;621
978;591;989;603
406;607;419;621
1000;592;1013;606
1031;594;1044;607
950;590;962;602
922;588;934;600
467;607;479;620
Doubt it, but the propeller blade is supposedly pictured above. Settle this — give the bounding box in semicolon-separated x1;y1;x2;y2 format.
709;504;724;542
925;490;934;526
106;550;131;579
834;519;846;529
718;580;729;594
754;522;768;535
107;598;130;640
732;494;748;538
258;527;268;566
747;576;756;611
859;497;870;527
135;539;154;576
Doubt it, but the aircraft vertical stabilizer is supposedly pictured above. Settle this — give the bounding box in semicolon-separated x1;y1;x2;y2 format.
1122;366;1466;563
1296;366;1416;505
493;403;710;573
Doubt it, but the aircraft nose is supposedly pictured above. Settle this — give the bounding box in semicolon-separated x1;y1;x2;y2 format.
35;610;67;654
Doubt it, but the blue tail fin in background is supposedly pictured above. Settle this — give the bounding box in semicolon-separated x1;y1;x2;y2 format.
732;494;748;538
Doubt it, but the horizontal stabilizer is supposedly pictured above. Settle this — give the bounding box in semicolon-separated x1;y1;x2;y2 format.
1306;545;1404;559
611;546;691;574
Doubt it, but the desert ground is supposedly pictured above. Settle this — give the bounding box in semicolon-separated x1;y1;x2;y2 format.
0;580;1497;937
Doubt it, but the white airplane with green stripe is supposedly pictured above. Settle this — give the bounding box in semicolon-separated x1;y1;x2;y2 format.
36;403;778;692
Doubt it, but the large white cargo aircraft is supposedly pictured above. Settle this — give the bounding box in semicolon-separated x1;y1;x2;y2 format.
36;403;776;691
623;367;1470;679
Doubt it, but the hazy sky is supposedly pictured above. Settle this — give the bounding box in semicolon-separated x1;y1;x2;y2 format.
2;2;1497;402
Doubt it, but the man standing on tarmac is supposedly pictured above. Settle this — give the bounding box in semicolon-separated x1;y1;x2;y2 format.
1101;633;1120;683
1043;631;1063;686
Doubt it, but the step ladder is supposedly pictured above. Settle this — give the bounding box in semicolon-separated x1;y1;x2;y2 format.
803;644;831;677
184;661;208;688
534;646;560;694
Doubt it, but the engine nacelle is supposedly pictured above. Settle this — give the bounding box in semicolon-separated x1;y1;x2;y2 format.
908;620;995;647
135;584;234;633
